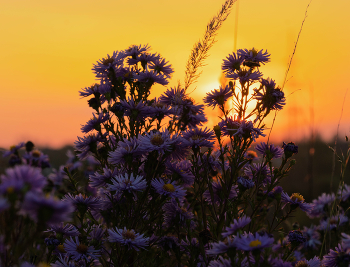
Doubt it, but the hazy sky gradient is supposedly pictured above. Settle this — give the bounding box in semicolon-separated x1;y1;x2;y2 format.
1;0;349;148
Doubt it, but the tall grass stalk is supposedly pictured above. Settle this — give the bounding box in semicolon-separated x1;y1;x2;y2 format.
184;0;237;93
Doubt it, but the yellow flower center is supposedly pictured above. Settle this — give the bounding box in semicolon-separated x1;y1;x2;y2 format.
291;193;304;202
10;145;16;150
6;187;14;194
32;150;41;157
38;263;51;267
57;244;66;253
191;135;203;141
122;230;136;240
213;125;221;132
151;134;164;146
163;183;175;192
295;261;309;267
249;239;262;247
76;243;88;254
102;57;114;66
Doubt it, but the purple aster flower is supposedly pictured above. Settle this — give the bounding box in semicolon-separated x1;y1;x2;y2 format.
159;86;186;106
20;192;74;225
149;56;174;78
281;192;313;213
48;166;67;187
256;142;283;159
124;44;150;58
288;230;307;247
269;258;293;267
203;181;238;204
63;193;102;214
234;120;265;141
147;99;172;120
163;199;195;228
47;223;80;237
222;215;251;238
81;112;109;133
20;263;35;267
237;176;255;189
64;236;100;261
218;115;241;136
139;129;175;154
266;186;283;198
151;178;186;200
79;83;99;97
226;69;263;84
207;241;230;255
319;214;349;231
108;137;143;166
307;193;335;218
165;160;194;186
233;232;274;251
182;127;216;149
92;50;125;77
237;48;270;66
341;233;350;251
3;142;25;157
244;163;271;185
74;133;106;160
0;197;9;212
134;70;168;85
179;99;207;129
89;167;119;188
0;165;47;193
108;173;147;195
209;256;232;267
254;78;286;111
322;243;350;267
203;85;233;109
120;97;151;121
295;257;321;267
222;52;244;73
87;225;105;243
302;225;321;250
282;142;298;158
127;52;158;66
339;184;350;201
23;149;50;168
108;227;149;251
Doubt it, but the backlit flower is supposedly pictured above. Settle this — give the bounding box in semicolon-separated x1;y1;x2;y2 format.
233;232;274;251
203;85;233;109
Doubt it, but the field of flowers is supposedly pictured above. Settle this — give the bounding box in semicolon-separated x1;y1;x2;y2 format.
0;42;349;267
0;1;350;265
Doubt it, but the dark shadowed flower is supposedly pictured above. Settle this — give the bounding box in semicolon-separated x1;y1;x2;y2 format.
226;69;262;84
165;160;194;186
295;256;321;267
233;232;274;251
127;52;158;66
47;223;80;237
20;192;74;225
23;149;51;168
244;163;271;185
319;214;349;231
302;225;320;250
89;167;119;188
222;215;251;238
237;176;255;189
307;193;335;218
218;115;241;136
0;165;47;193
151;178;186;200
203;181;238;204
108;173;147;195
148;99;172;120
81;112;109;133
182;127;216;149
288;230;307;247
163;199;195;228
108;227;149;251
209;256;232;267
87;225;105;243
92;50;125;77
266;186;283;198
0;198;9;212
282;142;298;158
203;85;233;109
74;133;106;160
63;193;102;215
149;56;174;78
159;86;186;106
341;233;350;251
254;78;285;112
134;70;168;86
120;97;151;121
124;44;150;58
222;52;244;73
234;120;265;141
64;236;100;261
237;48;270;66
108;137;143;166
322;244;350;267
338;184;350;201
281;192;313;213
256;142;283;159
3;142;25;157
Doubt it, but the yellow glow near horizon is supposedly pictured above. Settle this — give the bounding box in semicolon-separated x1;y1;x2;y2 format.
0;0;350;148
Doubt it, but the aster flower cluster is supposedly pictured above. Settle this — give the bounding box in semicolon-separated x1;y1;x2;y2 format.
1;44;349;267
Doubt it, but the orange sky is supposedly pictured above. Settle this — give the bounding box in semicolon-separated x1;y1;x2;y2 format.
0;0;349;148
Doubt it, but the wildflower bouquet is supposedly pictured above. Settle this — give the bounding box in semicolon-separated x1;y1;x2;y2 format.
1;43;350;267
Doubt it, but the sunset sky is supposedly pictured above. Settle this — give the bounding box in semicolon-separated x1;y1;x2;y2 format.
0;0;349;148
